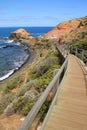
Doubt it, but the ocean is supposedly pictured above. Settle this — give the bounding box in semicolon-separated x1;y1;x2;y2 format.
0;27;54;81
0;27;54;38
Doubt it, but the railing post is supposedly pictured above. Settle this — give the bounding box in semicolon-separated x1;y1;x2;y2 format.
75;48;78;56
81;50;84;62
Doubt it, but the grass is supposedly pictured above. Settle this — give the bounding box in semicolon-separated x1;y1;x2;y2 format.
0;39;61;117
13;64;60;116
0;94;14;114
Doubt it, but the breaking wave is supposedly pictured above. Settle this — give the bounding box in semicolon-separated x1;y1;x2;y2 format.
0;39;29;81
0;69;15;81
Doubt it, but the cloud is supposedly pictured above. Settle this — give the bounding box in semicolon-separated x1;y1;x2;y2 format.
0;16;59;26
0;14;74;27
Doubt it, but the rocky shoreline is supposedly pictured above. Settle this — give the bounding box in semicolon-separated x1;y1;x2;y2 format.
0;28;37;82
0;41;36;82
0;16;87;130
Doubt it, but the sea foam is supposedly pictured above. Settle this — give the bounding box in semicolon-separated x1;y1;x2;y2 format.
0;69;14;81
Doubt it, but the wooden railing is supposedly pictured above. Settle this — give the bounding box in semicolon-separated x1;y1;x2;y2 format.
18;56;68;130
70;48;87;65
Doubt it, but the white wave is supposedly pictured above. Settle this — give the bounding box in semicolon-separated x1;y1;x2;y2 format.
6;40;14;43
14;62;22;67
13;60;25;68
15;42;21;46
13;55;28;67
0;45;6;49
3;39;14;44
0;69;14;81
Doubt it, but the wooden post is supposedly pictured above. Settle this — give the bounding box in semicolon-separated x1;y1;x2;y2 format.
75;48;78;56
81;50;84;62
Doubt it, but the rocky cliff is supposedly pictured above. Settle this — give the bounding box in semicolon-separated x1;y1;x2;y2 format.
9;28;37;44
42;16;87;44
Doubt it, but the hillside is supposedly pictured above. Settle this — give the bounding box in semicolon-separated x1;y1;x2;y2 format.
0;37;61;129
0;16;87;130
42;16;87;44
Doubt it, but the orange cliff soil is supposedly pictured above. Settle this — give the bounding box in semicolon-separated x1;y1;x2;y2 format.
41;16;87;43
42;19;80;39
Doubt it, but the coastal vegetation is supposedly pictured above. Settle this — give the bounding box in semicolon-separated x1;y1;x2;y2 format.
70;39;87;50
0;38;60;120
0;16;87;129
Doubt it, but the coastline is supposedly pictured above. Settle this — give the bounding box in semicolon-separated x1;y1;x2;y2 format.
0;41;36;82
17;42;36;71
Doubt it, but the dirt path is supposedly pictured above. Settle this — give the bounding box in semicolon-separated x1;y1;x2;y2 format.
0;114;23;130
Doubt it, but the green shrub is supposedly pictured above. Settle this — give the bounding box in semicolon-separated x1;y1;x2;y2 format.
41;39;49;43
35;64;60;92
21;101;34;116
32;57;59;78
13;97;27;113
70;39;87;50
16;80;37;97
39;98;51;121
3;80;17;94
0;94;14;114
13;97;34;116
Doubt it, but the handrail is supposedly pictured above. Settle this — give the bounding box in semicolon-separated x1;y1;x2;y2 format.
18;56;68;130
41;61;68;130
70;48;87;64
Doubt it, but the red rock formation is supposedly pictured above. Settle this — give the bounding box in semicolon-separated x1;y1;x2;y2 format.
42;20;81;39
9;28;33;40
41;16;87;43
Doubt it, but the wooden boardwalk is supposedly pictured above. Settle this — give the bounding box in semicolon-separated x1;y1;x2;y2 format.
43;54;87;130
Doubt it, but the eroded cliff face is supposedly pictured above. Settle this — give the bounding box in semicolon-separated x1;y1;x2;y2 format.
9;28;37;44
10;28;33;39
41;16;87;44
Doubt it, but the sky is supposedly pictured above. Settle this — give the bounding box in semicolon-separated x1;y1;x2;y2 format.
0;0;87;27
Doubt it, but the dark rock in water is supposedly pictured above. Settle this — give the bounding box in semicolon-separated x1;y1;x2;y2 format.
0;37;9;40
9;28;34;40
2;45;14;49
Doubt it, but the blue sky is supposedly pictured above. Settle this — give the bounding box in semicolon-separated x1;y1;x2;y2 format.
0;0;87;27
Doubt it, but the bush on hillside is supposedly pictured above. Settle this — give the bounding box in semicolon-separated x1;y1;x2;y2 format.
13;96;35;116
32;57;59;78
16;80;37;97
70;39;87;50
39;98;52;121
0;94;14;114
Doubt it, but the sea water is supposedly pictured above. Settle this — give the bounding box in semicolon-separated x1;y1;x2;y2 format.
0;27;53;81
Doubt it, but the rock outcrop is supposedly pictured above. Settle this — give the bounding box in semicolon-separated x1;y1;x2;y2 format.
9;28;37;44
9;28;33;40
41;16;87;44
9;28;33;41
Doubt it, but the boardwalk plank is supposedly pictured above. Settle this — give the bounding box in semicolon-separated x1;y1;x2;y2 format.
44;54;87;130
